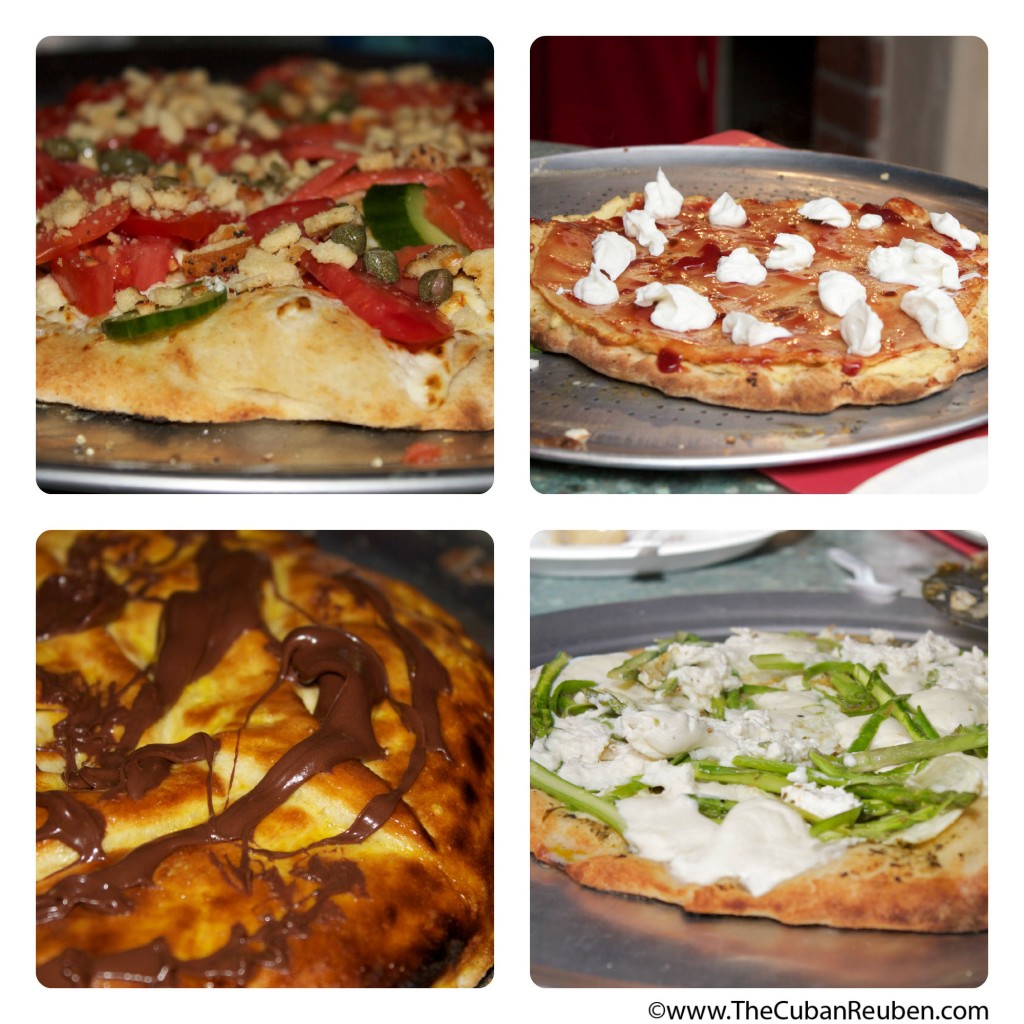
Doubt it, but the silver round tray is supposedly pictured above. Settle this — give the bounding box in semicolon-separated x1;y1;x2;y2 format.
37;405;493;493
530;593;987;988
530;146;987;470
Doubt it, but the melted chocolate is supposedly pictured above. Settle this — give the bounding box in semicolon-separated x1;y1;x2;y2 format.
36;534;452;987
36;535;129;641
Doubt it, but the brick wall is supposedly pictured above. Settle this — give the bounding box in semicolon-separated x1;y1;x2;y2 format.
811;38;886;158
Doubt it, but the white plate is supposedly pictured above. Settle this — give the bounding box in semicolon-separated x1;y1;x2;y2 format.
851;437;987;494
530;530;778;577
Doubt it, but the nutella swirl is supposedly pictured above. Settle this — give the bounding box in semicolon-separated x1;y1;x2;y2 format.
36;533;458;986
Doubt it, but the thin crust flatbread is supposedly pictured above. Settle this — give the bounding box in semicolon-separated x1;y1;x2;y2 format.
37;531;493;987
530;194;987;413
531;790;986;933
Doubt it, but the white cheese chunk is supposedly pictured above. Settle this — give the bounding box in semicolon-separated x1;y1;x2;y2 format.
634;282;716;332
591;231;636;281
715;247;766;286
765;233;815;271
818;270;867;316
643;168;683;219
839;300;883;357
572;263;618;305
929;211;979;251
708;192;747;227
722;311;791;347
799;197;852;228
622;208;668;256
868;238;961;291
900;287;969;349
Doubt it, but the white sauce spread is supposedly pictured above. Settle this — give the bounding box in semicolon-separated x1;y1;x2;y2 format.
531;629;987;896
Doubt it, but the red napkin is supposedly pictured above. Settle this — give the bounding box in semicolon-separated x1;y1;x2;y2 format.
760;426;987;494
687;131;986;494
923;530;987;557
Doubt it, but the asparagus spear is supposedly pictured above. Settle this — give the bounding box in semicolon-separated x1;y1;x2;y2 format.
530;760;625;833
530;651;569;742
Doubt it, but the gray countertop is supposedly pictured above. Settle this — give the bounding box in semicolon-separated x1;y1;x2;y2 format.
531;530;978;615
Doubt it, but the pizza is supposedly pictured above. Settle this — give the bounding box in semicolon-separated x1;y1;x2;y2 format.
529;169;987;413
36;58;494;430
37;531;494;987
530;627;987;932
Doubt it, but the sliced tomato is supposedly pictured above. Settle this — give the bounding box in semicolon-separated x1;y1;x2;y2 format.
358;81;459;112
423;168;494;250
279;121;362;149
395;245;434;271
51;238;178;318
36;150;97;208
51;248;115;317
300;253;452;348
246;198;333;242
322;168;446;199
401;441;444;465
37;196;131;266
120;208;234;242
453;98;494;134
285;155;360;202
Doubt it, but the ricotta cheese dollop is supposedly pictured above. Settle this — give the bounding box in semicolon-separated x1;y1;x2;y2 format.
644;168;684;220
868;238;961;291
765;233;815;272
622;208;669;257
572;263;618;305
900;287;969;349
634;282;716;332
722;310;791;347
799;197;852;228
929;211;979;251
839;299;883;356
708;192;747;228
715;247;766;286
818;270;867;316
591;231;636;281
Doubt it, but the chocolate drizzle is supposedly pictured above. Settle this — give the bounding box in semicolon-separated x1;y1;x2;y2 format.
36;533;456;987
36;535;129;641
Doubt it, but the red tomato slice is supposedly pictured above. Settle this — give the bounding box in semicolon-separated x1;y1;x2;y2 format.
114;237;178;291
423;169;494;250
300;253;453;348
51;238;178;318
37;197;131;266
278;121;362;149
247;198;333;241
401;441;444;465
36;150;98;206
322;168;446;199
120;209;234;243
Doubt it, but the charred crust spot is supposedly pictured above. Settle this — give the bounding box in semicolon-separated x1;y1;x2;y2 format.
465;734;487;774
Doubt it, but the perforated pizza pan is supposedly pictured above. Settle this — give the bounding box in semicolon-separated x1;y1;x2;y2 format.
530;593;987;988
530;146;987;470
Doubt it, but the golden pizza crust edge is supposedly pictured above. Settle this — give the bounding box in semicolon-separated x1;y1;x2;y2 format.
37;288;494;431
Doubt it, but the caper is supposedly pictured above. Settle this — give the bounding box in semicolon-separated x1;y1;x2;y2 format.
97;148;152;177
258;80;284;106
418;268;454;305
330;222;367;256
42;136;80;161
321;90;358;119
150;175;180;191
363;248;399;284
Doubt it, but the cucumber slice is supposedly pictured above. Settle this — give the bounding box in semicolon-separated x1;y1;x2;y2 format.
362;184;457;250
102;281;228;340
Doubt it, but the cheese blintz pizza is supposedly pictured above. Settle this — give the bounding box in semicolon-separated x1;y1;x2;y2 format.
529;170;986;413
36;59;493;430
37;531;493;987
530;628;987;932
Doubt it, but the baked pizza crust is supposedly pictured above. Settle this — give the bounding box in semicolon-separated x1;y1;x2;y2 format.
37;287;493;431
530;196;987;414
531;789;987;934
36;531;493;986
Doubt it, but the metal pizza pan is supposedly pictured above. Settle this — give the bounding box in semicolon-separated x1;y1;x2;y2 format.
36;405;493;493
530;146;987;470
530;592;987;988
